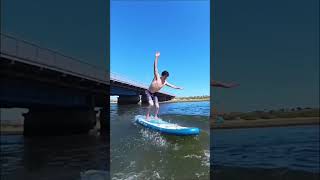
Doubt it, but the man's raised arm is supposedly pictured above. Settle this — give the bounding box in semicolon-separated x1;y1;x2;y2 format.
166;82;183;90
154;51;161;80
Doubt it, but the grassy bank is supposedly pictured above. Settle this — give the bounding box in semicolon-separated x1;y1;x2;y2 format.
164;98;209;103
0;125;23;135
211;117;319;129
111;95;210;103
211;108;320;129
161;95;210;103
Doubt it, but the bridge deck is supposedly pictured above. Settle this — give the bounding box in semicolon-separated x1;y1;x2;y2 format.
1;33;174;98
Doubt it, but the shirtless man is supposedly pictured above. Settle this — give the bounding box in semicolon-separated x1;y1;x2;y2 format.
146;51;183;120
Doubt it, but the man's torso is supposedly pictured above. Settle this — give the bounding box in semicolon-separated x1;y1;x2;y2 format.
148;77;166;93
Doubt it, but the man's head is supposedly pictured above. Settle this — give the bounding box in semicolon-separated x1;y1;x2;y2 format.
161;70;169;80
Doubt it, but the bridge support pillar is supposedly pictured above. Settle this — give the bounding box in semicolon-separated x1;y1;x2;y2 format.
157;96;170;102
23;107;97;136
117;95;140;104
141;94;173;103
99;102;109;134
141;94;149;104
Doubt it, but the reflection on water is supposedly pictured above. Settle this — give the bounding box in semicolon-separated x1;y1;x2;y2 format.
0;134;109;180
211;125;320;179
111;101;210;180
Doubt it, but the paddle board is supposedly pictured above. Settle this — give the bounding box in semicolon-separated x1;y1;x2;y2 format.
134;115;200;136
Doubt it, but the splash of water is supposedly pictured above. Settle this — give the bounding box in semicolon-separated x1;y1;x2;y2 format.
139;129;168;148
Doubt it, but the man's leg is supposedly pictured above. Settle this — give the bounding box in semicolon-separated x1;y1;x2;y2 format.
147;100;154;120
154;96;160;119
145;90;154;120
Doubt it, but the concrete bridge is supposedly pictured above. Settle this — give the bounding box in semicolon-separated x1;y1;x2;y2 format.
0;33;174;136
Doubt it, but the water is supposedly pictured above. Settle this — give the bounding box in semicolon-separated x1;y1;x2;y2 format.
2;101;319;180
211;125;320;179
0;134;109;180
111;101;210;180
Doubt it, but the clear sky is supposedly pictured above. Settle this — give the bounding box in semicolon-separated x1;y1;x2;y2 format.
111;0;210;97
212;0;319;112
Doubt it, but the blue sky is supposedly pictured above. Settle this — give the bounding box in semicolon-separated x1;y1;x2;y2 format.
111;0;210;97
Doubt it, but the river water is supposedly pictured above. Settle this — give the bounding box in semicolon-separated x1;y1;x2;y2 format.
0;134;109;180
211;125;320;179
1;101;319;180
110;101;210;180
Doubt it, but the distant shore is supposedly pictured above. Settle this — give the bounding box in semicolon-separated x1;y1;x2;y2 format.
161;98;209;103
0;124;102;135
110;96;210;104
211;117;319;129
0;125;23;135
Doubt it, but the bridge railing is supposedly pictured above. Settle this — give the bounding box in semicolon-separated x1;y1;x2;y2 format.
110;72;149;89
0;33;109;84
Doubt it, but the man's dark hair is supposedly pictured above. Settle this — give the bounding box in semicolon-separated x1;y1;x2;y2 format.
161;70;169;77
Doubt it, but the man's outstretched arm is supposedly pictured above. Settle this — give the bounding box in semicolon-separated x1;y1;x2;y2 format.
166;82;183;90
211;80;239;88
154;51;161;80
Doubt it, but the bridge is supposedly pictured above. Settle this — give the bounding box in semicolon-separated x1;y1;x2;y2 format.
0;33;174;136
110;73;175;104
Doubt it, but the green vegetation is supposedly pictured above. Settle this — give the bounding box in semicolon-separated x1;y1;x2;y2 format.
171;95;209;102
174;95;209;99
221;107;319;120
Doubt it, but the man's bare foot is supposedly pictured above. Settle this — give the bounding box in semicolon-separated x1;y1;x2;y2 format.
154;116;159;119
146;115;150;121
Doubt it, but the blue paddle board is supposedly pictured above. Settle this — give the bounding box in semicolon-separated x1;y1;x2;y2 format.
134;115;200;136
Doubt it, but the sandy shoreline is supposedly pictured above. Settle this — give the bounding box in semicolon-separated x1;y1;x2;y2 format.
0;126;23;135
110;99;210;104
210;117;319;129
161;99;209;103
110;99;209;104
